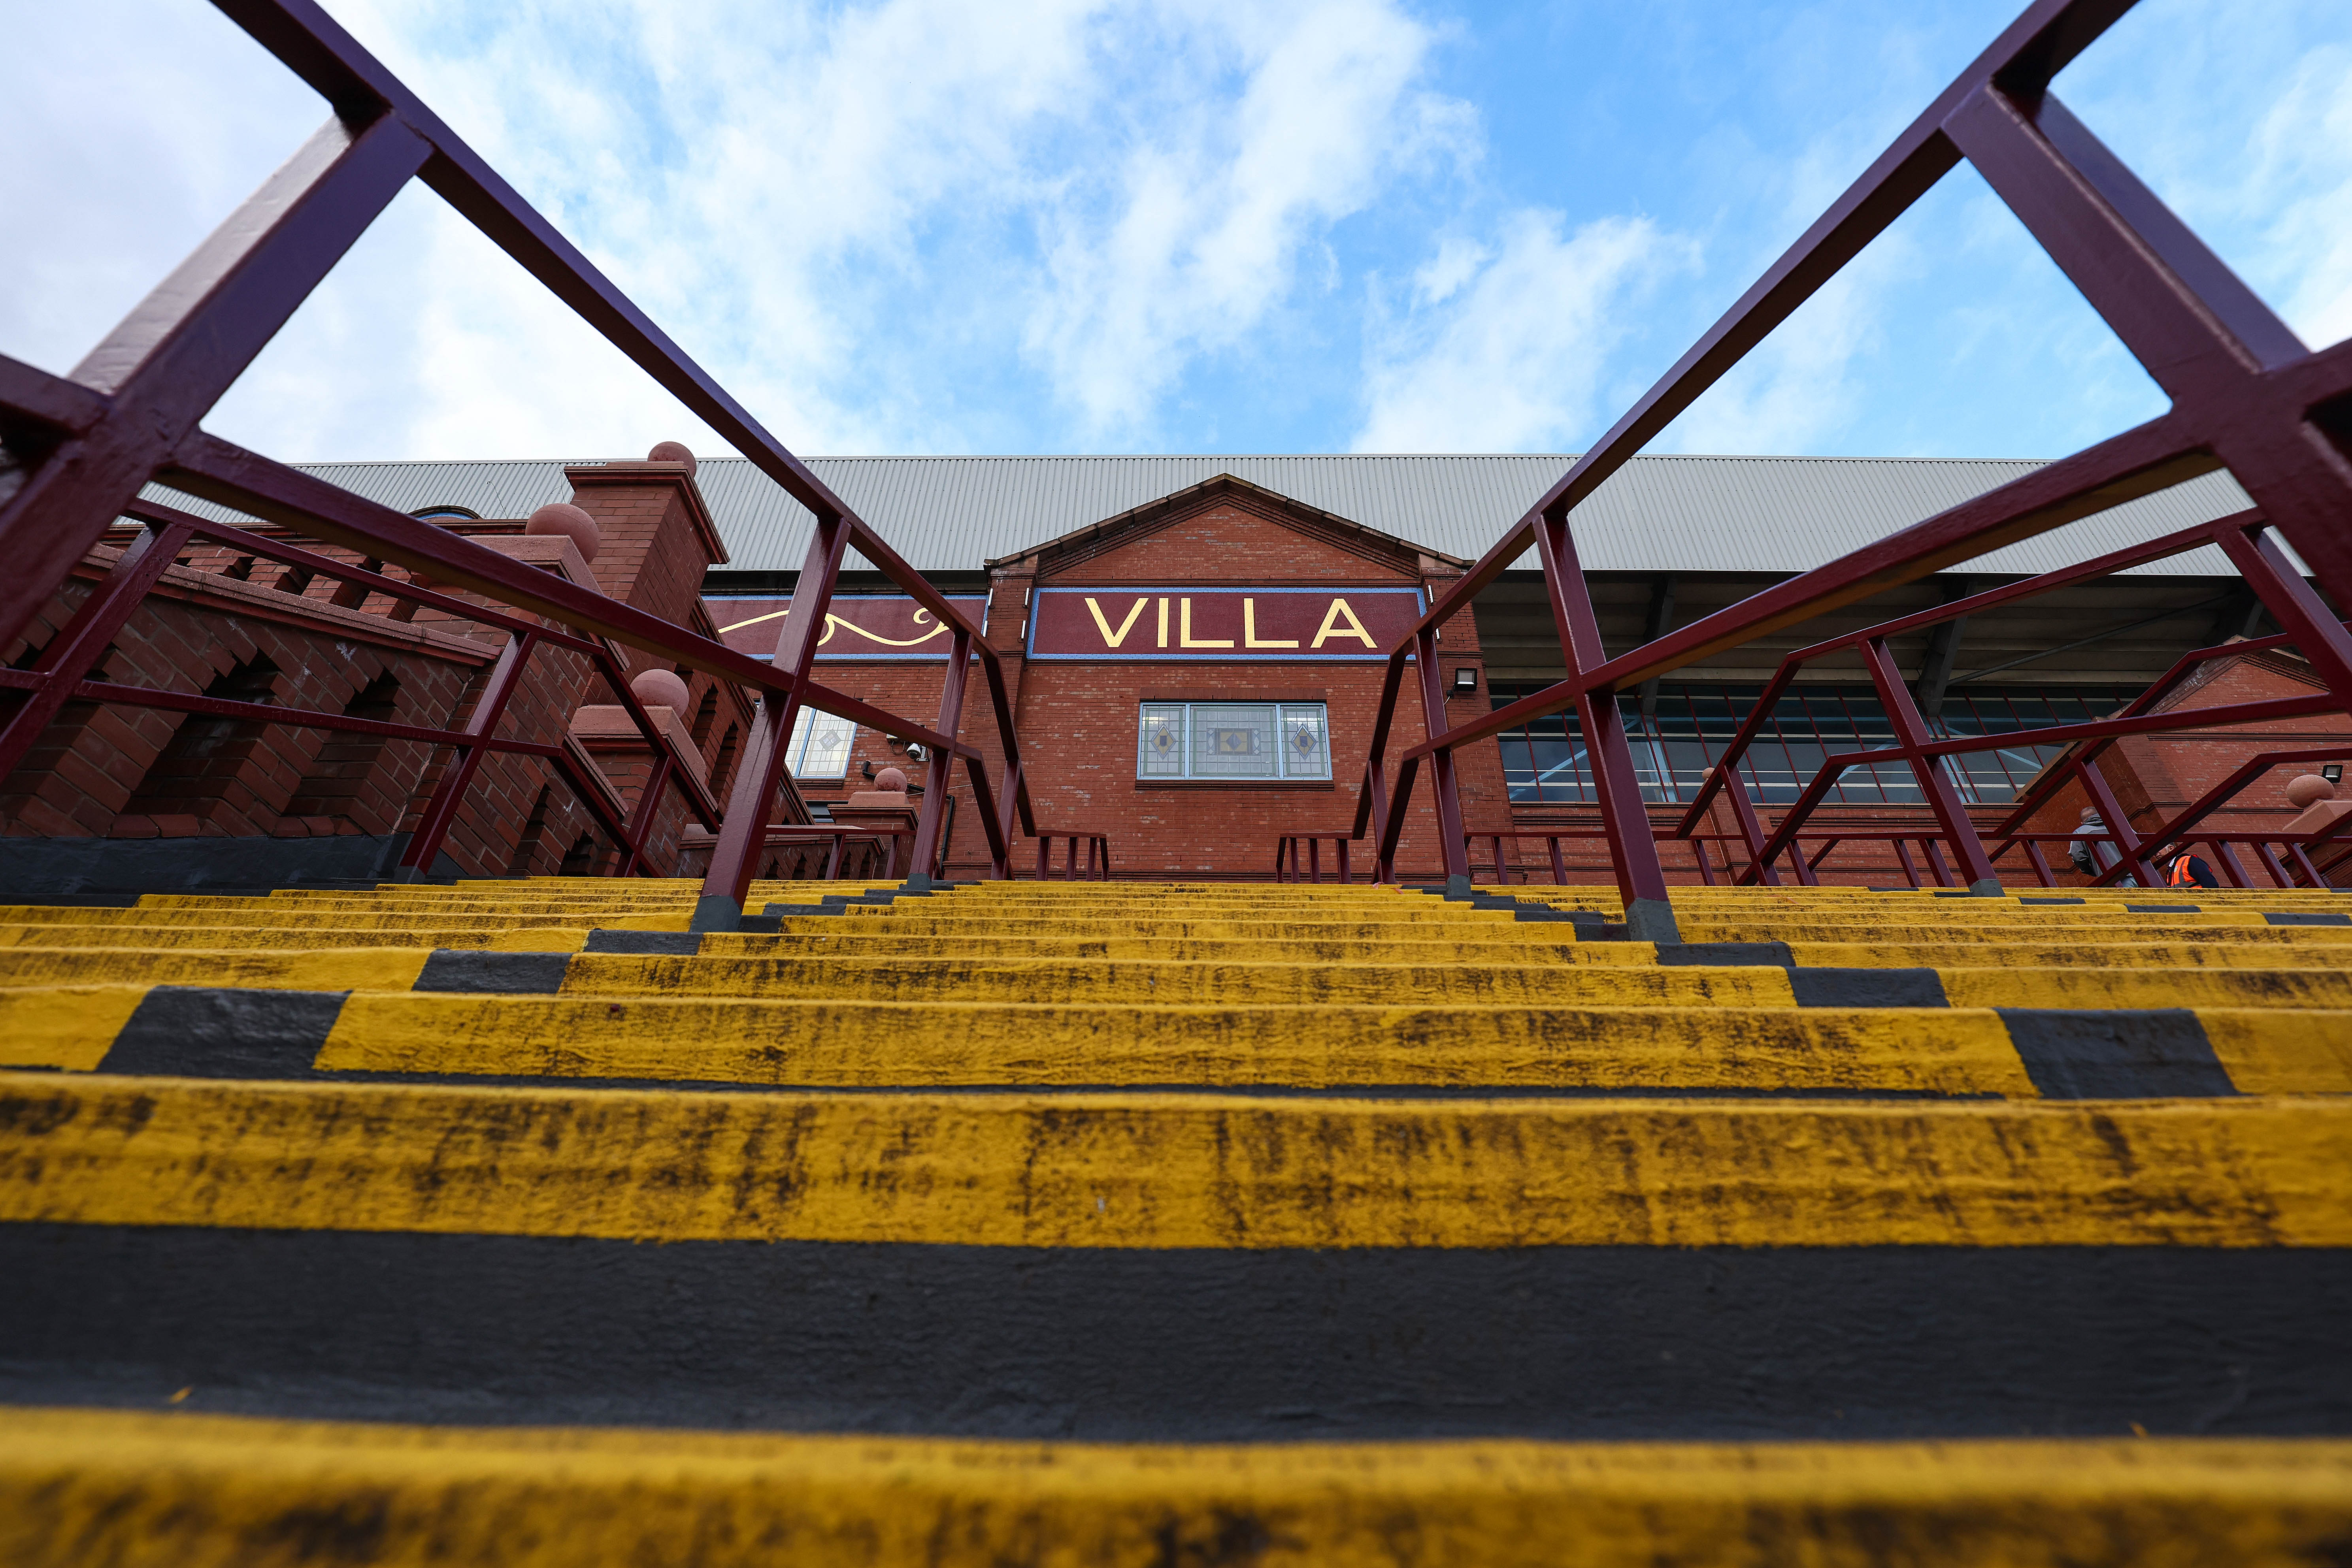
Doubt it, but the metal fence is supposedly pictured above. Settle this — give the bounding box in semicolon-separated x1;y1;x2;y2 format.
0;0;1036;918
1352;0;2352;934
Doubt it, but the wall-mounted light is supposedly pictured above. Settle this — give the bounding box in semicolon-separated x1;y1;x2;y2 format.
884;735;907;754
904;742;928;763
2326;764;2344;784
1453;667;1479;693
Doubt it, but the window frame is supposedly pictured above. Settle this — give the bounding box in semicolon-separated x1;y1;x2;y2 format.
785;706;858;781
1136;700;1332;783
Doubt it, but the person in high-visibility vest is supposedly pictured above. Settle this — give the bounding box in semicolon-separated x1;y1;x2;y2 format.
2165;849;2219;889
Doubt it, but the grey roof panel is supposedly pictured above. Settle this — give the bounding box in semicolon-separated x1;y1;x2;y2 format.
139;453;2258;580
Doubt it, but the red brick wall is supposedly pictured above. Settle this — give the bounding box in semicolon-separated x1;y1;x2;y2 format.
758;494;1494;879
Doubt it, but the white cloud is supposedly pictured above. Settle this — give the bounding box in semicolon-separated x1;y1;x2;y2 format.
1352;210;1687;453
2;0;1473;461
1658;237;1911;455
2242;44;2352;351
1020;0;1470;435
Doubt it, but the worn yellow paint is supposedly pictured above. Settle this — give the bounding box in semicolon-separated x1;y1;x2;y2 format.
556;953;1799;1006
322;992;2032;1094
1686;921;2352;946
0;987;149;1070
704;932;1662;965
4;1411;2348;1568
1939;968;2352;1010
2204;1010;2352;1095
0;923;487;952
1786;941;2352;971
488;927;591;953
5;1074;2343;1247
0;948;428;993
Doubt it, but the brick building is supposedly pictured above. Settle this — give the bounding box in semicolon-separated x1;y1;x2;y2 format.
1;452;753;895
5;448;2342;888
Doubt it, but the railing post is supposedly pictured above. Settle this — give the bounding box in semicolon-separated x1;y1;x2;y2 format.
2255;841;2295;888
697;513;848;928
1892;839;1921;888
1308;836;1321;884
1335;839;1350;885
1718;767;1781;888
2210;839;2250;888
398;631;536;880
2077;757;2160;887
1533;508;1679;941
614;751;673;877
0;518;194;780
1364;765;1393;884
905;629;971;887
1549;836;1569;885
976;758;1019;881
1861;637;2000;893
1692;838;1718;886
2024;841;2057;887
1412;626;1471;886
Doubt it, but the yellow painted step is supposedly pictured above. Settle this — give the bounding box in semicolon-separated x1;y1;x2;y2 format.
6;1073;2344;1246
0;923;491;952
0;908;687;933
311;993;2036;1094
704;933;1659;964
6;1410;2348;1568
1786;942;2352;971
1685;922;2352;946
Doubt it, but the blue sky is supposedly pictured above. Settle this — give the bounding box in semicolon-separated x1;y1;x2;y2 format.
2;0;2346;465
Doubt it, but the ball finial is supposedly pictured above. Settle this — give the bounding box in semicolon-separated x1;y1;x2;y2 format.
873;766;909;794
630;668;691;713
524;502;600;563
2285;773;2338;809
647;441;697;475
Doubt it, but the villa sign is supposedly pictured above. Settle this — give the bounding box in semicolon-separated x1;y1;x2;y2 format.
1026;586;1425;661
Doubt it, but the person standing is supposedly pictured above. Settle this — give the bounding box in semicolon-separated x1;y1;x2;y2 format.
2069;807;2139;886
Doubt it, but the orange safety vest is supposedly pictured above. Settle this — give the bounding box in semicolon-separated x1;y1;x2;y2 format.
2169;854;2196;886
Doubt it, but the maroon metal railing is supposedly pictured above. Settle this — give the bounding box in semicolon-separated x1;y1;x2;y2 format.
1665;506;2350;888
1355;0;2352;933
0;0;1033;918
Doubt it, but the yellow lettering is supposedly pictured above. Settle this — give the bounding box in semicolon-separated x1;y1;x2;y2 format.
1243;598;1297;648
1179;597;1234;648
1084;596;1150;649
1310;597;1377;648
1156;597;1170;648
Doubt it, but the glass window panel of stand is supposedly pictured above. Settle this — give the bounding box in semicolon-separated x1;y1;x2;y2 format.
1492;681;2139;807
787;708;857;780
1137;702;1330;781
1188;703;1280;779
1276;704;1332;779
1138;704;1186;778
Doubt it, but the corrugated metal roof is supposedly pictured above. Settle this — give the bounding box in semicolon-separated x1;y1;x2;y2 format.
140;453;2257;579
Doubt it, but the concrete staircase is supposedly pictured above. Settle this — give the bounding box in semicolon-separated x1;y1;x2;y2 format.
3;877;2348;1564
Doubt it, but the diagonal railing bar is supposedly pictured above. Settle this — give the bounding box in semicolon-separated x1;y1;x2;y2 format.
1358;0;2352;897
0;0;1032;908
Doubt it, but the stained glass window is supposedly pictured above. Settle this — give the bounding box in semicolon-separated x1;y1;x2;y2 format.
1136;702;1331;781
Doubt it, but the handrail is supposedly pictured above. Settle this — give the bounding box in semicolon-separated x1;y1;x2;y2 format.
0;0;1032;909
1353;0;2352;919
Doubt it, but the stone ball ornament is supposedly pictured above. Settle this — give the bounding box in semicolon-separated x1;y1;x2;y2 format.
524;502;600;563
629;669;691;713
2285;773;2339;809
873;766;909;794
647;441;697;475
